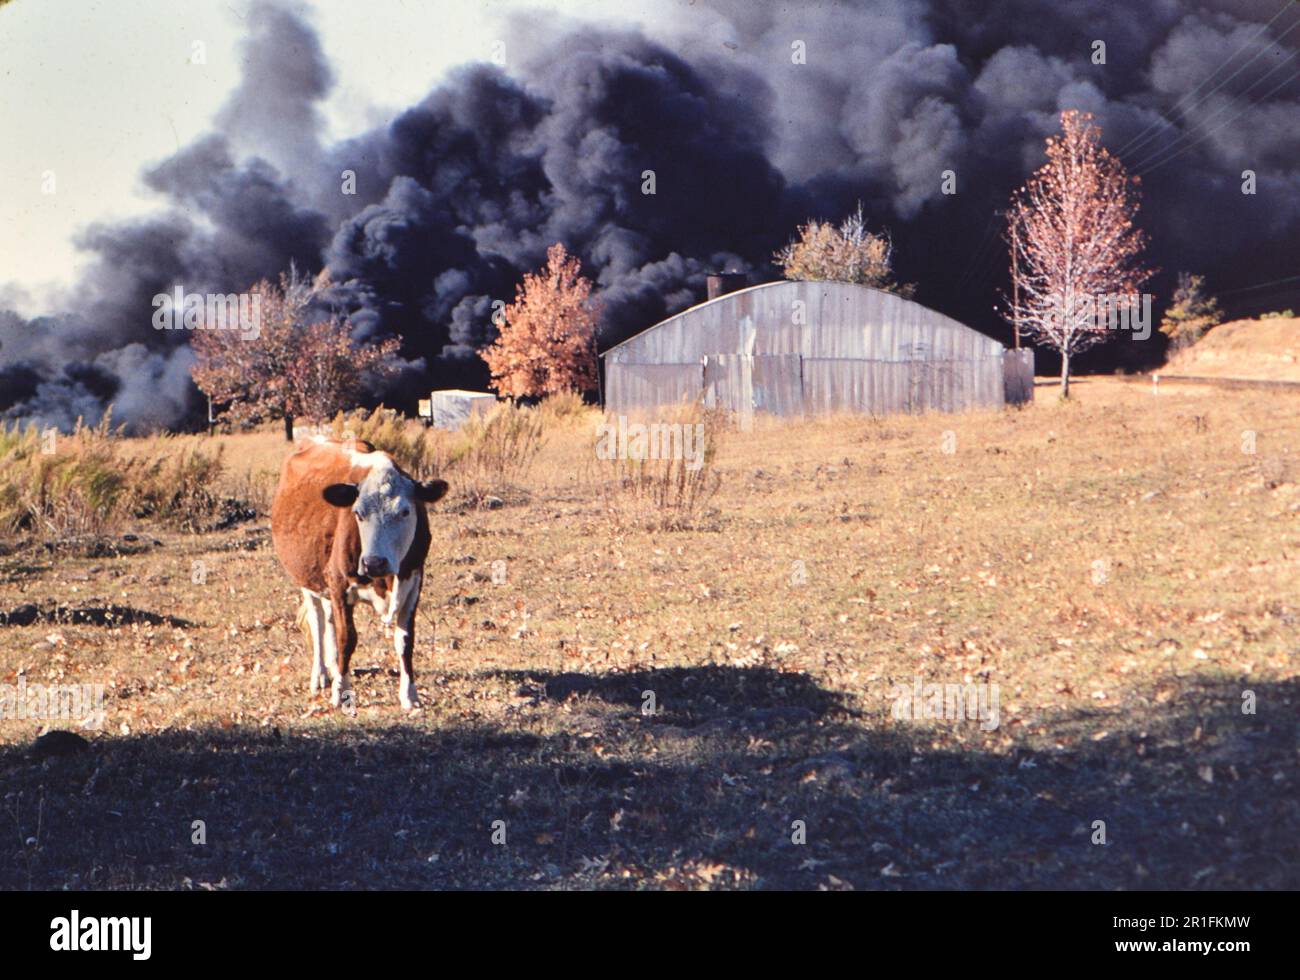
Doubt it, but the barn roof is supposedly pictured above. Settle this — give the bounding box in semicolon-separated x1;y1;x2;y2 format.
601;280;787;357
600;279;1001;362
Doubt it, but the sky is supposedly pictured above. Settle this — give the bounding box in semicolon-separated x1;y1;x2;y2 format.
0;0;661;311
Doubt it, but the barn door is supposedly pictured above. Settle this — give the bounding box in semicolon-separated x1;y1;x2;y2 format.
702;354;751;414
703;354;803;421
751;354;804;417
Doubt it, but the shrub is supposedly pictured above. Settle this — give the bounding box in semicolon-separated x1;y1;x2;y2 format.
327;403;545;505
775;203;915;298
125;439;226;531
454;402;546;502
537;389;593;426
327;405;449;481
0;413;227;546
1160;272;1223;351
597;401;723;530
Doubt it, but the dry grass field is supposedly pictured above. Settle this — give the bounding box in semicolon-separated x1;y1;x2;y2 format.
3;377;1299;890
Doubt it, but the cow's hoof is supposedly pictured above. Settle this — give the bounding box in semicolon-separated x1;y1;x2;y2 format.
400;680;420;711
331;677;352;708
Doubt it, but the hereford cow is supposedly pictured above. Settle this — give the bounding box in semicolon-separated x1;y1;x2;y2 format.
271;437;448;709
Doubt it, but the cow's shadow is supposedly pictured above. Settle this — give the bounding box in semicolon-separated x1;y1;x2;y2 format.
1;667;1296;890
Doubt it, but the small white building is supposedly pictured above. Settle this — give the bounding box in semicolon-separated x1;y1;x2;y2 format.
422;389;497;430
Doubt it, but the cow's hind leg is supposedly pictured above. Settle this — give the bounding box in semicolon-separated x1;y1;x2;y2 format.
391;572;424;710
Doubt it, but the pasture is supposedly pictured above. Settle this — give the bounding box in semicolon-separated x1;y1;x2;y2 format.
2;378;1299;889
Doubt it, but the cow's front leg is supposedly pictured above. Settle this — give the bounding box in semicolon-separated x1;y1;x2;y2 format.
391;572;424;709
327;591;357;709
381;583;399;640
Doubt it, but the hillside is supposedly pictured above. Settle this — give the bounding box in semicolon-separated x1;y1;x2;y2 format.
1164;315;1300;381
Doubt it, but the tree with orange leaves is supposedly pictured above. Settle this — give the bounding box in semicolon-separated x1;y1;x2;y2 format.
480;243;600;400
1004;110;1152;397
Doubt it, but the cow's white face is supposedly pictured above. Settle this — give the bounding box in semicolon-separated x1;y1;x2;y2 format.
324;460;448;579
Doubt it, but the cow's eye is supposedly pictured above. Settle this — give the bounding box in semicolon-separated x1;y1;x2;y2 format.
401;508;411;518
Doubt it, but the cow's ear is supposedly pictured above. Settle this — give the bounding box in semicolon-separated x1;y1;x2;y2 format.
322;483;359;507
417;479;449;503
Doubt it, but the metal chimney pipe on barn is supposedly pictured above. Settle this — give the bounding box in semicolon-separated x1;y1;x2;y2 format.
706;272;749;301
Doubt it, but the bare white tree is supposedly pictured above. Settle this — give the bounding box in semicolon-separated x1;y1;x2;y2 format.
1003;111;1152;396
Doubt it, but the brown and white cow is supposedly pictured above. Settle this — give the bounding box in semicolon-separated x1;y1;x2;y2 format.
271;436;448;710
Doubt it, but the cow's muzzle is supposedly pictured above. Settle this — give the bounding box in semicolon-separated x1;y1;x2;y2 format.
360;556;391;578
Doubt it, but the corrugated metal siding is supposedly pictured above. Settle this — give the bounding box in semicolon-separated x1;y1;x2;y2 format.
606;362;702;414
751;354;804;416
603;280;1021;417
801;359;994;414
1002;349;1035;405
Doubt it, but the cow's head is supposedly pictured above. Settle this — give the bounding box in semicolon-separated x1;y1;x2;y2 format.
323;465;448;579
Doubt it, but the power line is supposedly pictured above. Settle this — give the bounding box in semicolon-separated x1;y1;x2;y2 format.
1218;273;1300;296
1128;29;1298;171
1115;1;1299;161
955;212;999;289
1134;62;1300;177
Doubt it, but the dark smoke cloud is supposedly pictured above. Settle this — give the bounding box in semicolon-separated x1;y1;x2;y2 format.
3;0;1298;430
322;33;788;378
213;0;333;180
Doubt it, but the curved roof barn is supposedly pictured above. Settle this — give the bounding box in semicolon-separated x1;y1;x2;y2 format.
601;280;1032;417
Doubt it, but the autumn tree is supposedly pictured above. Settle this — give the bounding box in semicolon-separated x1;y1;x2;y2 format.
480;243;600;399
775;203;915;298
1003;110;1152;397
190;268;399;440
1160;272;1223;352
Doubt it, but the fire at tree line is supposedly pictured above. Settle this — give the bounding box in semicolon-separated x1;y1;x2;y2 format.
183;110;1222;437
